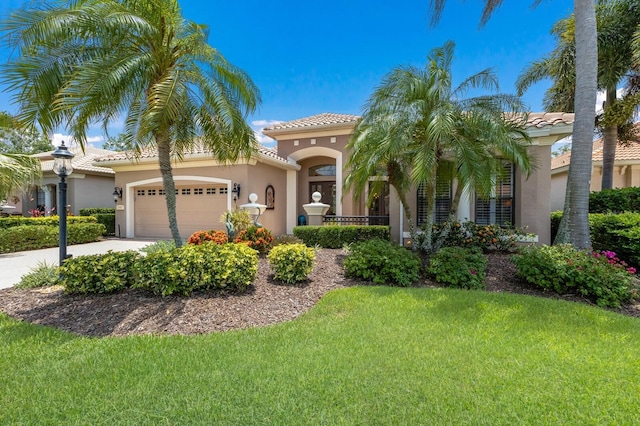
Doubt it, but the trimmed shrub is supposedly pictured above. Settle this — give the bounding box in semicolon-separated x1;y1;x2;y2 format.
551;212;640;267
187;229;228;245
234;226;274;254
15;261;59;289
511;245;638;308
271;234;304;247
268;243;315;284
79;208;116;215
0;222;105;253
134;242;258;296
420;220;529;253
589;187;640;213
79;209;116;236
343;238;420;286
293;225;390;248
427;247;487;290
140;240;177;254
0;215;96;229
60;250;141;294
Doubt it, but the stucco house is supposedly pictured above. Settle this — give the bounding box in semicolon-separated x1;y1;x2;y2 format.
551;136;640;212
96;112;574;244
10;145;116;216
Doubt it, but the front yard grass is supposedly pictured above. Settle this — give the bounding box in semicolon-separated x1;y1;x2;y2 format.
1;286;639;424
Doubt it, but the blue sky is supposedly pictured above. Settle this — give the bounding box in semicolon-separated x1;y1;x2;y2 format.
0;0;574;147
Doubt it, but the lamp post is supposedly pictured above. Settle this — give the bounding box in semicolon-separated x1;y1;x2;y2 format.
52;142;74;266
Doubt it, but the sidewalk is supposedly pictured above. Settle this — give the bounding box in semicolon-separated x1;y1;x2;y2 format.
0;238;157;289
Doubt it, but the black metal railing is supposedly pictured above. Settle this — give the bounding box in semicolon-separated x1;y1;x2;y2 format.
322;215;390;226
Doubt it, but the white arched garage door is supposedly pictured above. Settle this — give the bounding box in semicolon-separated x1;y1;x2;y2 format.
132;178;231;239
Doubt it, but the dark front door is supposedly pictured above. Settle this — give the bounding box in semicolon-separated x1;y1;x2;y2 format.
310;182;335;215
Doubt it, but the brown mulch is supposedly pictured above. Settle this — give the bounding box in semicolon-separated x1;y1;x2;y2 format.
0;250;638;338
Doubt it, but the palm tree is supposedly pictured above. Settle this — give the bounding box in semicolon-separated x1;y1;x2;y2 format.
2;0;260;247
344;41;532;253
517;1;640;191
0;152;40;200
429;0;597;250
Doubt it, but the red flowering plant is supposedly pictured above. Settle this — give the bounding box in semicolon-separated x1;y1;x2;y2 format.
234;226;274;254
187;229;228;245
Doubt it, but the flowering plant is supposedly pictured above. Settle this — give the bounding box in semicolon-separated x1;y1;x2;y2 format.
593;250;636;275
187;229;228;245
234;226;273;254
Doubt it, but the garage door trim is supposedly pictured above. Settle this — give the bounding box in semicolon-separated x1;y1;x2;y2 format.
124;175;232;238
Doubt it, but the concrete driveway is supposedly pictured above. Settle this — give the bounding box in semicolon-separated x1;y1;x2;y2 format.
0;238;158;289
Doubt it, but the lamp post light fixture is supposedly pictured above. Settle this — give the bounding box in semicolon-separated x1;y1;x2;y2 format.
52;141;74;266
232;183;241;202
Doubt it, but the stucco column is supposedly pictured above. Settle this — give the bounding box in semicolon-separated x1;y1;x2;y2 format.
286;170;297;233
456;190;471;222
336;153;343;216
43;186;53;216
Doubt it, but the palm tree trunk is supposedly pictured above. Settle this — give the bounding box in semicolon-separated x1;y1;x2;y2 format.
601;86;618;190
156;134;182;247
555;0;596;250
419;178;437;254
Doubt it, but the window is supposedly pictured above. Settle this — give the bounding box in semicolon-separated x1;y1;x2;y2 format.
137;189;145;196
309;164;336;177
475;162;514;226
148;189;156;196
194;188;203;195
182;188;191;195
158;189;166;195
219;187;228;194
206;188;216;195
417;174;452;226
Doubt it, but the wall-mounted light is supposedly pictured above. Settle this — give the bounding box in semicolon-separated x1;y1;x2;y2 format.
113;187;123;203
232;183;241;202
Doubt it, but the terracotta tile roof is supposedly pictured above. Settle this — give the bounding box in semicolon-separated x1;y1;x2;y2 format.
95;143;288;165
263;111;572;135
551;136;640;170
523;112;574;128
263;113;360;132
40;145;116;175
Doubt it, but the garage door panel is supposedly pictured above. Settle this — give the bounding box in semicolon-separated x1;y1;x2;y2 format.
134;185;229;239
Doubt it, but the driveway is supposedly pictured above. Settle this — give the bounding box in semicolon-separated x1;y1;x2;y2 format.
0;238;158;289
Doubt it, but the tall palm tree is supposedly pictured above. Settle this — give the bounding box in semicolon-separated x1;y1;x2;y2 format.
429;0;597;250
345;41;532;253
2;0;260;246
517;0;640;191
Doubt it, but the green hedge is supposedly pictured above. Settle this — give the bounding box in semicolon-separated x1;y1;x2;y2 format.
293;225;390;248
343;238;420;286
61;250;141;294
550;211;640;267
79;208;116;215
589;187;640;213
0;216;96;229
79;208;115;236
0;223;106;253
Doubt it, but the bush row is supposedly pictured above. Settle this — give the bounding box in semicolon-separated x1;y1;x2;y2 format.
343;238;420;286
419;221;530;252
79;208;116;236
0;223;106;253
551;211;640;267
293;225;390;248
589;187;640;213
512;244;638;308
0;215;97;229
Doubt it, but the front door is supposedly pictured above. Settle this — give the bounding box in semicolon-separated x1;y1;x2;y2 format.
310;182;335;215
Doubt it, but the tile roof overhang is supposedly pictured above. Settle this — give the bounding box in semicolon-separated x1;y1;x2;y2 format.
94;144;299;171
39;146;116;176
551;136;640;174
262;112;574;143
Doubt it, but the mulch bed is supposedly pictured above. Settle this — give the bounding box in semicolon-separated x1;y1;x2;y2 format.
0;250;638;337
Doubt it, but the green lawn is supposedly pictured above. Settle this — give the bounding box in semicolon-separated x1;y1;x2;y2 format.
2;287;639;424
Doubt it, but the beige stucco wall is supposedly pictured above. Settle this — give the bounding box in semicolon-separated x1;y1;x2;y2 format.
277;134;350;160
550;172;568;212
515;145;552;245
69;174;116;214
113;162;287;239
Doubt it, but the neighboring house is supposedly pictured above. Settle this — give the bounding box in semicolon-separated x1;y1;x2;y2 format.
550;137;640;212
96;112;574;244
15;145;117;216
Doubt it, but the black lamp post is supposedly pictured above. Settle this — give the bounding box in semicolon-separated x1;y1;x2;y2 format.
52;142;74;266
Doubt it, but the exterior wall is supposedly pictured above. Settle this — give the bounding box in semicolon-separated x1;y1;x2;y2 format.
277;134;349;160
550;172;568;212
68;174;115;214
114;163;287;239
515;145;552;245
297;156;336;218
